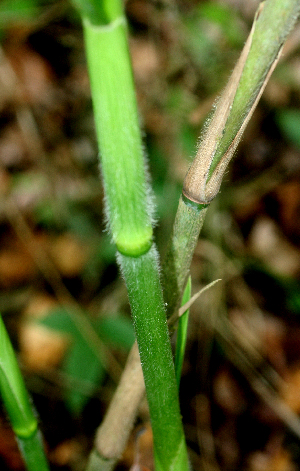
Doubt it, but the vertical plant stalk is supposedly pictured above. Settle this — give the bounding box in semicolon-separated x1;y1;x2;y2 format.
75;1;189;470
83;0;300;469
118;247;188;471
174;276;191;388
0;315;49;471
162;198;208;317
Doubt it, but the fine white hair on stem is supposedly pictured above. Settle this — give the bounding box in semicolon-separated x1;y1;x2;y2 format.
182;1;291;205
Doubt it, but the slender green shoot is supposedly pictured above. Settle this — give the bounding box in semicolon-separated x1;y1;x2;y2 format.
173;278;221;388
0;315;49;471
162;198;209;318
17;431;50;471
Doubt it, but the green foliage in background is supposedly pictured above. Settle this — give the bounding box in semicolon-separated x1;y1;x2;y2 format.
0;0;40;25
38;308;135;414
276;108;300;149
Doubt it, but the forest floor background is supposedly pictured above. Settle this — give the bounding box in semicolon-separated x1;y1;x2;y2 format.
1;1;300;470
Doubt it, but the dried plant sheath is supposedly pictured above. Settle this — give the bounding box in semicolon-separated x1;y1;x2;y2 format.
183;0;300;204
183;15;259;204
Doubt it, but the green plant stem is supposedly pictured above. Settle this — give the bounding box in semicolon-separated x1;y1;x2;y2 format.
17;431;50;471
0;315;49;471
162;197;209;318
86;197;208;471
79;2;189;470
71;0;123;25
83;13;152;257
175;276;191;388
118;246;189;471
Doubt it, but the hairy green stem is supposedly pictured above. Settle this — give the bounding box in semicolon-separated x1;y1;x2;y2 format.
78;1;189;469
17;431;50;471
118;246;189;471
83;15;153;257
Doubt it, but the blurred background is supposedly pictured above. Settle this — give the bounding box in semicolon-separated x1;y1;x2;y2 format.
0;0;300;470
